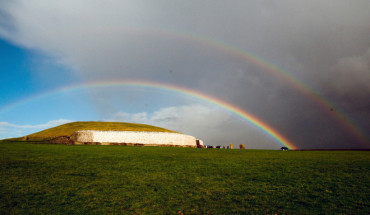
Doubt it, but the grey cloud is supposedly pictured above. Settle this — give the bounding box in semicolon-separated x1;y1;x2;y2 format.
112;112;149;124
327;48;370;97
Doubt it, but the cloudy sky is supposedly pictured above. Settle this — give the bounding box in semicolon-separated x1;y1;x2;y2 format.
0;0;369;149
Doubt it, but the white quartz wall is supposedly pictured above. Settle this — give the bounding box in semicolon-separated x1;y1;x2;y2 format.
72;130;202;147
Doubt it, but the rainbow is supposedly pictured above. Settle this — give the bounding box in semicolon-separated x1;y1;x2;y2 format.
112;27;368;145
0;80;297;149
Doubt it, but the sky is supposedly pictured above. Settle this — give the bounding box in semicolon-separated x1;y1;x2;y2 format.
0;0;369;149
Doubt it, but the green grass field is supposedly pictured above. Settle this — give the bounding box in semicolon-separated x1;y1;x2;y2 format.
1;142;369;214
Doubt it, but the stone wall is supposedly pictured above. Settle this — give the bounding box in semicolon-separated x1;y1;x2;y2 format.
71;130;203;147
50;136;74;145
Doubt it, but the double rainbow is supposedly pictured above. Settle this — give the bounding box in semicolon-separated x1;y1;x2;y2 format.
88;27;368;145
1;28;368;147
148;29;369;145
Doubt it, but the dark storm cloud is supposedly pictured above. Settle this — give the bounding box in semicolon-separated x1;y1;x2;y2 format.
0;0;369;148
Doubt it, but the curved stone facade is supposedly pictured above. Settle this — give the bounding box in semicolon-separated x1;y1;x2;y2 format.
71;130;203;147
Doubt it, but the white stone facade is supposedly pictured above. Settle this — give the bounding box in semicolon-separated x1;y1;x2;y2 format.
71;130;203;147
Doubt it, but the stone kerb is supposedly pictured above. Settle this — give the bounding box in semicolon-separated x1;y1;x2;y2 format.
71;130;201;147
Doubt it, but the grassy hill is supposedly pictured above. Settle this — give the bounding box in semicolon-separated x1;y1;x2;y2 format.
10;121;177;142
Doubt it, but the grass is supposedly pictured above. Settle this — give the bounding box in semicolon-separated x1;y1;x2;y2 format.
1;142;369;214
10;121;177;141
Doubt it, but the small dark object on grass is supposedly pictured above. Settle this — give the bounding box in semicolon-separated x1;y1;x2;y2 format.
281;147;289;151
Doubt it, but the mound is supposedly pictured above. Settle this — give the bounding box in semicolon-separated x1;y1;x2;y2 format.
20;121;178;142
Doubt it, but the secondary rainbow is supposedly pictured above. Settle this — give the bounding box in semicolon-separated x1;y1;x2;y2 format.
0;80;297;149
148;28;369;145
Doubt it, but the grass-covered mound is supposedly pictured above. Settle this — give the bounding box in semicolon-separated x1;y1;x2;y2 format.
11;121;177;142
